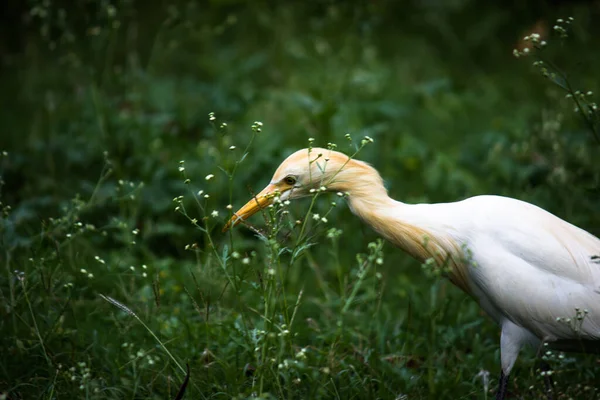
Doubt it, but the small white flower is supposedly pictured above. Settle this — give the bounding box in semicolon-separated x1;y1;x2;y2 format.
226;204;233;209
229;145;236;150
312;213;320;220
87;273;94;278
320;217;328;223
267;268;275;275
142;272;147;278
130;266;135;271
204;194;210;199
80;269;87;274
251;121;263;132
205;174;214;181
242;257;250;264
178;166;185;172
211;210;219;217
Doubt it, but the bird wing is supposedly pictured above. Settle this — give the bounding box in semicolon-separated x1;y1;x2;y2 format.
458;195;600;343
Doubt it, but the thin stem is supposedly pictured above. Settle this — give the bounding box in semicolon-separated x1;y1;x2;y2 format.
100;295;186;376
21;278;51;366
535;54;600;146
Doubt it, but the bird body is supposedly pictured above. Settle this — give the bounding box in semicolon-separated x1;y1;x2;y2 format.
347;189;600;369
225;147;600;398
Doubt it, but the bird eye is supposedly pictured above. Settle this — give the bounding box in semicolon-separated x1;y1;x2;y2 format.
284;176;297;185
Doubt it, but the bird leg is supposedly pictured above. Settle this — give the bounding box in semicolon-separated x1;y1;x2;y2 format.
495;370;509;400
540;360;554;400
495;358;554;399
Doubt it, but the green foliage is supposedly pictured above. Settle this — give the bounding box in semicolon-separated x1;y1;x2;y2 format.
1;1;599;399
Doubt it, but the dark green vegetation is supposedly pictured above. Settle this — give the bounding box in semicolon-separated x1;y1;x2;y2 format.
1;1;600;398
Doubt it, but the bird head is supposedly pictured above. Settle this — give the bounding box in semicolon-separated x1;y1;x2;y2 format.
223;147;361;231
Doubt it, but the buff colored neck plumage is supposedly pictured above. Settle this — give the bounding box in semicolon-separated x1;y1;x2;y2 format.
329;158;471;294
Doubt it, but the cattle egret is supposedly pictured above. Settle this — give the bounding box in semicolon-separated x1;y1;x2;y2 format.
224;147;600;399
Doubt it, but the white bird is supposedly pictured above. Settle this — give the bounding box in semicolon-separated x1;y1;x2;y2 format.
224;147;600;399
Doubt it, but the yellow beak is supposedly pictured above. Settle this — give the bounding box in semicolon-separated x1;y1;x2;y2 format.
222;183;280;232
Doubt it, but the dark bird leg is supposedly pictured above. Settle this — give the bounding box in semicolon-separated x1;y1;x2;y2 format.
540;360;554;400
495;370;509;400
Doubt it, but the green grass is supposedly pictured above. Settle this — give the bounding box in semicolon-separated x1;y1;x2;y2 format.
1;1;600;398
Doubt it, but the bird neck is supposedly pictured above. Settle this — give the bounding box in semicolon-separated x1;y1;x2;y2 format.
346;191;436;262
338;169;470;294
